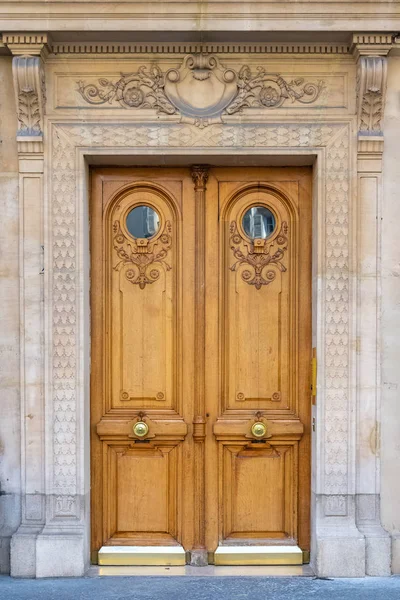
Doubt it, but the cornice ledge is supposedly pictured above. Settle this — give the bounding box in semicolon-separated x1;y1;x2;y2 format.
3;32;52;58
351;32;394;59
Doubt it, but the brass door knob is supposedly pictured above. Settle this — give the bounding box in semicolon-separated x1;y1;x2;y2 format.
133;421;149;438
251;421;267;438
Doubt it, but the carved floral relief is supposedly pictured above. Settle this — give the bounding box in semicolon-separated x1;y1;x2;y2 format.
77;53;325;127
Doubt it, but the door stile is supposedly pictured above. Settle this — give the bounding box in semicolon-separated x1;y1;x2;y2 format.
190;166;210;566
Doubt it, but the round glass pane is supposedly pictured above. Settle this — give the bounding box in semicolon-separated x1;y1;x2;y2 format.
242;206;276;239
126;205;160;239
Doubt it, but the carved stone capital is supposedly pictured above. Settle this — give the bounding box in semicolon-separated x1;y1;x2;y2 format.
353;34;392;154
4;34;49;153
356;55;387;145
11;55;46;152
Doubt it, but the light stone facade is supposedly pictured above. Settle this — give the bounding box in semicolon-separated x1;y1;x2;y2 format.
0;3;400;579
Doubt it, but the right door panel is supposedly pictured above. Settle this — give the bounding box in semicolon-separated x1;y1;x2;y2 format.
206;168;312;556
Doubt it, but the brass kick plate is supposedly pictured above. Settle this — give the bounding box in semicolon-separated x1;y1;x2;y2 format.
98;546;186;566
214;546;303;566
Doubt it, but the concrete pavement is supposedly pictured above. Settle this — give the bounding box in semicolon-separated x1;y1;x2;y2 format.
1;575;400;600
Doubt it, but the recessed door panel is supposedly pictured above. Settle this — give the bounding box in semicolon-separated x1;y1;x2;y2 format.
222;443;297;540
108;188;177;411
222;186;295;413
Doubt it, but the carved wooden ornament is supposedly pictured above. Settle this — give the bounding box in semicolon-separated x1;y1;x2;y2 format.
229;220;288;290
113;219;172;289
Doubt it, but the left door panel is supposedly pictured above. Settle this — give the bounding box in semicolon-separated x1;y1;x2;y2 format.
90;169;195;560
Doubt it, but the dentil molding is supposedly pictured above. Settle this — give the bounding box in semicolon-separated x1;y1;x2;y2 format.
52;42;352;55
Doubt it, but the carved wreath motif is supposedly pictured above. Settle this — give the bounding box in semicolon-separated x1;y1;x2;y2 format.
77;54;324;127
113;220;172;289
229;221;288;290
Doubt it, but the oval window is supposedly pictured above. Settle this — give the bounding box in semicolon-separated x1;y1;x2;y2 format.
126;205;160;239
242;206;276;239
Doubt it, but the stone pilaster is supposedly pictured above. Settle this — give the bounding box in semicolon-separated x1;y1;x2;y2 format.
352;32;391;576
4;33;48;578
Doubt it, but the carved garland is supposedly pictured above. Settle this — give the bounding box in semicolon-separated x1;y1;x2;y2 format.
229;221;288;290
113;220;172;289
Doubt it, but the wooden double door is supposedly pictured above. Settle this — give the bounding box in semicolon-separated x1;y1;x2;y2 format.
90;167;312;565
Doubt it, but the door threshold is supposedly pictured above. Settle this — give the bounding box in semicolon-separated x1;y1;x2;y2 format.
98;546;186;566
88;564;314;577
214;545;303;565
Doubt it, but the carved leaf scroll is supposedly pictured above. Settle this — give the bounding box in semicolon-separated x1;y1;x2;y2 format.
225;67;324;115
113;220;172;289
12;55;46;139
17;88;41;133
229;221;288;290
77;54;325;128
357;56;387;135
78;66;176;114
359;91;384;132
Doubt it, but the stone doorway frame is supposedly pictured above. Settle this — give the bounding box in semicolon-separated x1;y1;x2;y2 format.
10;110;390;576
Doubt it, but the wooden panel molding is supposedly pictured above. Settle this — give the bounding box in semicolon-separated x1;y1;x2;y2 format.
221;442;298;542
103;441;182;546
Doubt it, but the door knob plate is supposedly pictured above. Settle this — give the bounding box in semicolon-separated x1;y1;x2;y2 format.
251;421;267;438
133;421;149;438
